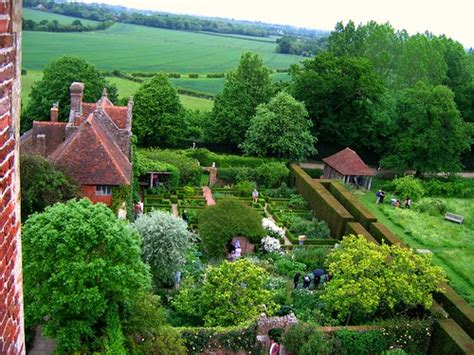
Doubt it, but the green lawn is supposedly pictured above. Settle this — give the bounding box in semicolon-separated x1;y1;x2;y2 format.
23;8;99;25
355;189;474;305
22;20;304;73
21;70;43;106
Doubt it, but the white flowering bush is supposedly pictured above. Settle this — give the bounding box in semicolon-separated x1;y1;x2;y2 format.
261;236;282;253
262;217;285;239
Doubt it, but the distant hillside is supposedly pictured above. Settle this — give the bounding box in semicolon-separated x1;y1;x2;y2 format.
24;0;329;39
22;10;304;73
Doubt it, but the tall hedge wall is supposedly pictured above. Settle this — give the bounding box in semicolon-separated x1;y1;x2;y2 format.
427;319;474;354
369;222;407;247
321;180;377;229
289;164;353;238
345;223;379;245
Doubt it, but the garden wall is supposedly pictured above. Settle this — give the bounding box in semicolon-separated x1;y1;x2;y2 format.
345;222;379;245
289;164;353;238
369;222;407;247
428;318;474;354
320;180;377;229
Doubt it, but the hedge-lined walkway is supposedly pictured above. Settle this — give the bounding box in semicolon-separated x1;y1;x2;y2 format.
202;186;216;205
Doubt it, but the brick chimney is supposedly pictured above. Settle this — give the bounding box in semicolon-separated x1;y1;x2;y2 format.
69;82;84;124
50;102;59;122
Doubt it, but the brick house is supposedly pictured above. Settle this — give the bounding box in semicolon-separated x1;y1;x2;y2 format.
21;82;133;206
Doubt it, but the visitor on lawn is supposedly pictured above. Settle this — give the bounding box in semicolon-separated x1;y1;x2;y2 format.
252;188;259;203
376;189;382;203
379;190;386;203
405;196;412;208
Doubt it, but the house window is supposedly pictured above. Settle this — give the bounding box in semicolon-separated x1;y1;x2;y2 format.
96;185;112;196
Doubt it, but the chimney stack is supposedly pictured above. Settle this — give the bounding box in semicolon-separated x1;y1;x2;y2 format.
69;82;84;124
50;102;59;122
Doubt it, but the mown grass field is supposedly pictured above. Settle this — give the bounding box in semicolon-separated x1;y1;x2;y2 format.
22;9;304;73
356;189;474;305
23;8;98;25
22;71;215;111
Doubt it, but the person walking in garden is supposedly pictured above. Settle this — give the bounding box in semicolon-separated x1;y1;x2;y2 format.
313;269;325;289
182;209;188;224
379;190;386;203
269;337;280;355
252;188;259;203
293;272;301;289
376;189;382;203
302;275;311;288
405;196;412;208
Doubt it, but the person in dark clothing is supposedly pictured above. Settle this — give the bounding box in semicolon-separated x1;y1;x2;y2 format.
302;275;311;289
313;269;325;289
182;209;188;223
379;190;386;204
293;272;301;289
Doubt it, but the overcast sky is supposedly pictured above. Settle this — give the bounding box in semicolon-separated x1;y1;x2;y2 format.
79;0;474;47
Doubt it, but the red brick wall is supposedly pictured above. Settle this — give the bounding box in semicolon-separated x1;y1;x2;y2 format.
0;1;24;354
81;185;113;206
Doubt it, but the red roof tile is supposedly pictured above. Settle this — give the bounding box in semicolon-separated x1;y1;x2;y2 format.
49;114;131;185
80;103;128;129
323;148;374;176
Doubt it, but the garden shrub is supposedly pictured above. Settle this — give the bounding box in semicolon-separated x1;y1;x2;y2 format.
292;247;330;270
300;330;333;355
413;197;447;216
274;258;306;277
282;322;319;354
198;200;265;257
391;176;425;200
206;72;225;78
264;182;298;198
235;180;257;197
333;329;389;355
302;167;323;179
188;73;199;78
287;194;309;209
254;162;289;188
218;166;253;184
138;149;201;186
135;152;180;190
422;177;474;198
178;323;258;354
173;259;275;326
290;218;331;239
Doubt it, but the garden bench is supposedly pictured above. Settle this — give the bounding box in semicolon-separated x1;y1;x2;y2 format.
444;212;464;224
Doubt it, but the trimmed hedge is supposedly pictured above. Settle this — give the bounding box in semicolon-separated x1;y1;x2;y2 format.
322;180;377;229
290;164;353;238
345;222;379;245
178;323;258;354
434;283;474;338
428;319;474;354
369;222;407;247
285;229;339;246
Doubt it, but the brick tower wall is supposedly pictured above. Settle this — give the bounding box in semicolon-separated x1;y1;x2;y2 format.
0;0;24;354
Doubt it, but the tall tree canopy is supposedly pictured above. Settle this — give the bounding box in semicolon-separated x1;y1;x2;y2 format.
207;52;273;147
382;83;472;174
291;52;386;151
22;199;151;352
23;56;118;131
241;91;316;160
132;73;186;147
20;154;78;220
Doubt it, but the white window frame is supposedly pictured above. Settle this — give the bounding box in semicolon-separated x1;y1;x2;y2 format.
96;185;112;196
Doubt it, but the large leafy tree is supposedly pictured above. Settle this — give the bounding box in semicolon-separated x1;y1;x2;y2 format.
291;52;386;150
382;82;472;175
241;91;316;160
23;56;118;131
132;73;186;147
22;199;151;353
20;154;78;220
134;210;196;288
207;52;273;147
321;235;445;324
173;259;275;326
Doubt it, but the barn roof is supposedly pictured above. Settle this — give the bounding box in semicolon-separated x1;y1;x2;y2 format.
323;148;375;176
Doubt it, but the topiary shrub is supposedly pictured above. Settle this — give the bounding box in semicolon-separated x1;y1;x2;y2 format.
198;200;265;257
254;162;289;188
391;176;425;201
235;180;257;197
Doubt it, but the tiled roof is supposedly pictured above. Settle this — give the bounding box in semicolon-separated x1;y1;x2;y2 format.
81;102;128;129
49;114;131;185
323;148;374;176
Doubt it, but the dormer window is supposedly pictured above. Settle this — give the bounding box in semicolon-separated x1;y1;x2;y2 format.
96;185;112;196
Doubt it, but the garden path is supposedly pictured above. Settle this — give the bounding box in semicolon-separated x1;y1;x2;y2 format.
202;186;216;205
264;203;292;246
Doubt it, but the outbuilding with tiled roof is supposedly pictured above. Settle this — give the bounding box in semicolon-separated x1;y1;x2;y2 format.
322;147;375;190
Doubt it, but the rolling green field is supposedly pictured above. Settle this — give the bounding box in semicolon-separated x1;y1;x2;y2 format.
22;71;214;111
23;8;98;25
22;9;304;73
356;190;474;305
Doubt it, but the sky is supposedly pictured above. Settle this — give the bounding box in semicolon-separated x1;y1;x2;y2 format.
80;0;474;47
